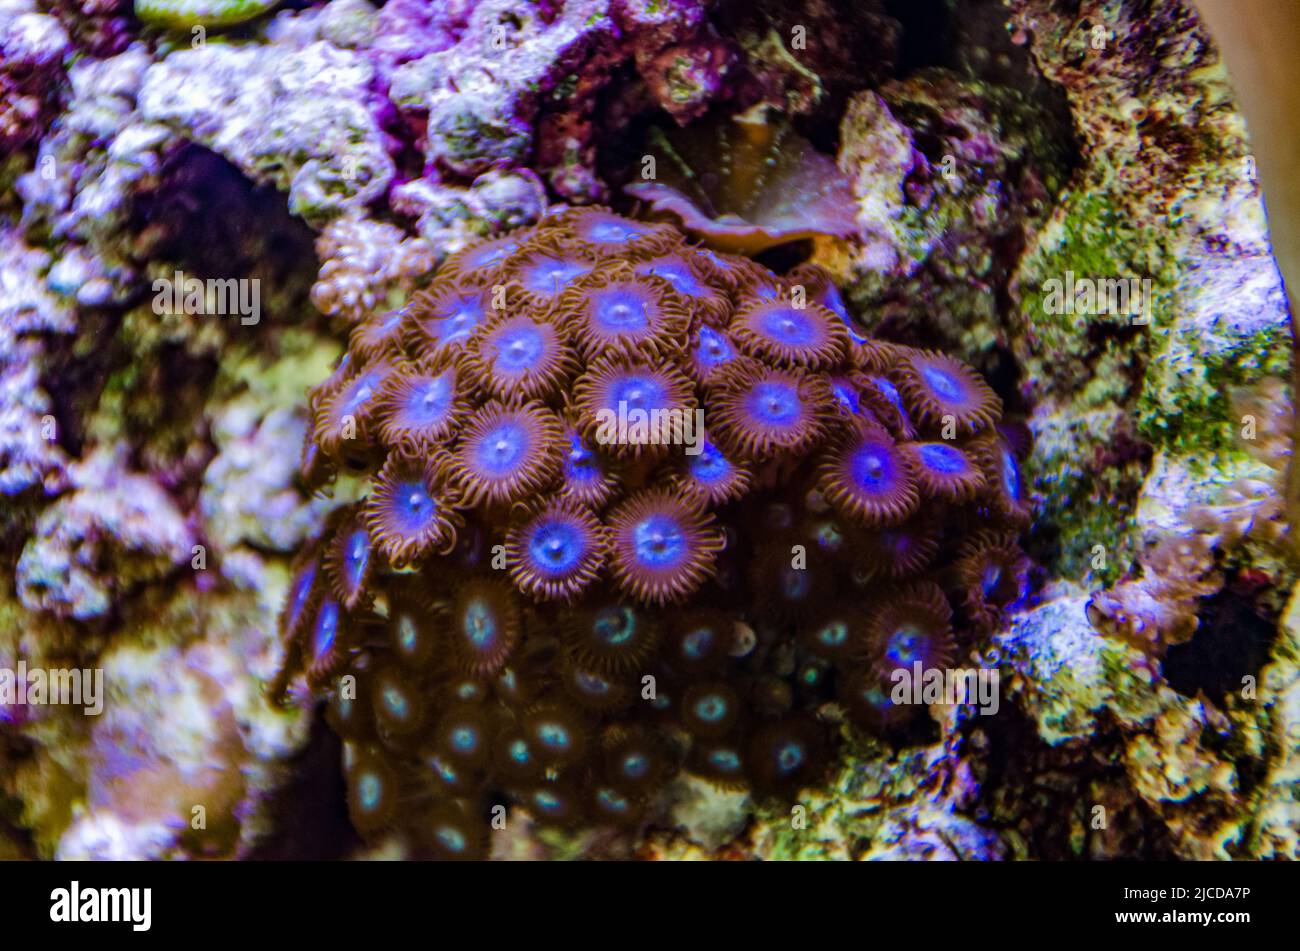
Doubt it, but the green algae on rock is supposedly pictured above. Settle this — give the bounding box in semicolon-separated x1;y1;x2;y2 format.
134;0;280;30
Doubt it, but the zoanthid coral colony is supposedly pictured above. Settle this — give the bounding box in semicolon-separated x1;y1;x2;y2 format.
276;208;1031;855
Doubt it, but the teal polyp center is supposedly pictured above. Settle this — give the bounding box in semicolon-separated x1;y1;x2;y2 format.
463;598;497;649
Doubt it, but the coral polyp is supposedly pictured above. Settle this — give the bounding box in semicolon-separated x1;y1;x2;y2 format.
606;489;725;606
446;401;563;507
461;312;578;402
364;452;464;566
373;361;467;449
277;209;1029;853
710;359;834;459
505;498;607;602
560;265;689;360
731;297;848;369
893;350;1002;436
817;418;920;526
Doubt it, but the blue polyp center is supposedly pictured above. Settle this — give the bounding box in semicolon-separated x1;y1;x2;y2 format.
342;370;384;415
817;620;849;649
435;295;485;344
465;239;517;270
689;443;730;484
344;529;370;588
593;606;637;647
534;790;562;812
921;363;965;403
396;614;418;652
814;521;843;551
871;376;905;412
759;306;817;346
313;599;340;659
598;789;629;812
382;683;409;719
781;565;811;600
821;286;851;323
682;627;714;659
451;725;478;753
746;380;802;428
475;419;531;476
775;741;804;775
392;480;437;534
918;442;967;475
632;513;687;570
565;436;600;483
528;519;586;576
493;323;547;373
850;442;895;491
831;379;861;414
621;753;649;779
525;256;588;294
436;827;467;853
709;749;741;773
358;772;382;811
886;623;926;667
462;599;497;651
644;260;701;295
537;722;571;750
404;374;455;426
575;670;611;695
508;738;532;766
587;218;648;243
696;326;734;367
429;756;458;784
592;288;652;334
607;374;667;414
289;562;316;626
982;564;1004;598
694;694;728;723
1001;446;1022;500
